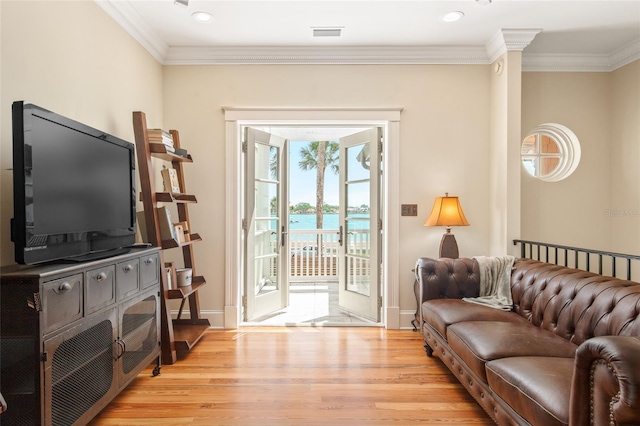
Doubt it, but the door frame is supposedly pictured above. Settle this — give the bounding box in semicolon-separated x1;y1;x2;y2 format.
223;107;402;329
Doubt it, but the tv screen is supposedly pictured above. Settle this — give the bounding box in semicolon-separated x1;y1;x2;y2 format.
11;101;136;264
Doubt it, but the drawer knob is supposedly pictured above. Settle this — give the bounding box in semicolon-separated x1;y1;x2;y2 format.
123;264;134;272
97;272;108;281
145;258;155;265
58;282;72;292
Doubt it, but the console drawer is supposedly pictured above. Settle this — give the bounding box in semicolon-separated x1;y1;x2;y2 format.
85;266;116;315
42;274;83;334
140;253;159;290
117;259;139;301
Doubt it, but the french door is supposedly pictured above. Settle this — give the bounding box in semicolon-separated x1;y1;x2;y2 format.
243;126;382;323
243;128;288;321
338;128;382;322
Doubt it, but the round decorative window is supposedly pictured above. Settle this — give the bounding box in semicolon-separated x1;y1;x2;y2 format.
521;123;581;182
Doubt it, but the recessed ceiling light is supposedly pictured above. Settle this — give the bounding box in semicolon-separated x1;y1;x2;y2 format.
192;11;213;23
440;11;465;23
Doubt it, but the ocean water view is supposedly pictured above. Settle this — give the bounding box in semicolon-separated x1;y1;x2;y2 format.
288;213;369;230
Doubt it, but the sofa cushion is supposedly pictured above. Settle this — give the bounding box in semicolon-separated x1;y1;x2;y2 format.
422;299;528;339
447;321;577;381
486;357;573;426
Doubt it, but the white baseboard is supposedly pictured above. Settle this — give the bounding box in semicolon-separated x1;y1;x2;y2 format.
399;309;419;330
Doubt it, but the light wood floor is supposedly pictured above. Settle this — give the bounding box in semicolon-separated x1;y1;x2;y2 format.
90;327;493;425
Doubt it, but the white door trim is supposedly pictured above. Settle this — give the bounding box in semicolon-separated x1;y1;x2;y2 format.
223;106;402;329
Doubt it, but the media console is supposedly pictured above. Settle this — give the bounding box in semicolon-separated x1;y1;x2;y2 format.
0;247;161;425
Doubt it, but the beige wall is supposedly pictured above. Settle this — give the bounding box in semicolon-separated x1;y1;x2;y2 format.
521;61;640;254
162;64;494;324
521;71;613;250
610;60;640;254
0;1;163;266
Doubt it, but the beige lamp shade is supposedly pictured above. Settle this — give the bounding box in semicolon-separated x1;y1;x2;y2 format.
424;194;470;228
424;193;469;259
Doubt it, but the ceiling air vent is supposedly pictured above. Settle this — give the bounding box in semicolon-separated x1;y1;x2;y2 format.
312;27;342;37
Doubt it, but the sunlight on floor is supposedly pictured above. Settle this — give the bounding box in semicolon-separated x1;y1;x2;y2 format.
247;281;377;326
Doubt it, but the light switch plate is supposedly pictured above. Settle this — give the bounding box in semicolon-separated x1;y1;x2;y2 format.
401;204;418;216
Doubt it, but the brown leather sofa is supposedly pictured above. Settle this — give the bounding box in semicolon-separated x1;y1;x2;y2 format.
415;257;640;426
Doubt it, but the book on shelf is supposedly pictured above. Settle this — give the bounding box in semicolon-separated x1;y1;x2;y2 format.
148;129;175;151
157;206;177;242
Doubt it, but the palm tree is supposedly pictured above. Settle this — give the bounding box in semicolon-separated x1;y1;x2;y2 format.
298;141;339;229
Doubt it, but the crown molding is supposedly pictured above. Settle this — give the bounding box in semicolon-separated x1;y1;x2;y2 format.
486;29;542;63
163;45;490;65
96;0;638;71
522;38;640;72
95;0;168;63
522;54;615;72
609;38;640;71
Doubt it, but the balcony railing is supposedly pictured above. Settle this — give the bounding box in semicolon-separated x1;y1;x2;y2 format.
255;228;371;281
513;239;640;281
289;229;340;281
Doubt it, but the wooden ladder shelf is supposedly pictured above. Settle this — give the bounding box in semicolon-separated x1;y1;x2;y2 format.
132;111;210;365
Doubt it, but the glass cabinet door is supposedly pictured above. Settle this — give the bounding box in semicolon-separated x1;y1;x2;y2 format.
117;290;160;386
43;309;118;426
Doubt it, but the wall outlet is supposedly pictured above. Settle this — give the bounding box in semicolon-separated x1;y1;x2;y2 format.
401;204;418;216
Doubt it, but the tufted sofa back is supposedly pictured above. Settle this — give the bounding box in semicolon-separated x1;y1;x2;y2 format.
415;257;480;301
511;259;640;345
416;257;640;345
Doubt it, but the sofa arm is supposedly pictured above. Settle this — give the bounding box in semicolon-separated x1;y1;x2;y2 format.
570;336;640;426
414;257;480;303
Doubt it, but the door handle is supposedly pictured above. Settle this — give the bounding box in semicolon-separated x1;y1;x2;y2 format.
115;339;126;360
281;225;287;247
338;226;343;246
114;339;123;360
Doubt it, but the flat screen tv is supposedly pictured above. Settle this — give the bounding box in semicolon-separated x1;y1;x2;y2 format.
11;101;136;264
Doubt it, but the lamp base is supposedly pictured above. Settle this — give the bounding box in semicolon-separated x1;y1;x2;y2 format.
439;233;459;259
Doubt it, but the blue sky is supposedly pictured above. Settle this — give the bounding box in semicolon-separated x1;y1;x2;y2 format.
288;140;339;206
287;139;371;209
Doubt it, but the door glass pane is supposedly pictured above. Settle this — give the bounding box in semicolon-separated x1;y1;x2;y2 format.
255;144;279;180
254;141;279;297
346;181;370;256
345;143;371;297
346;218;370;256
346;257;370;296
254;255;278;296
254;216;279;296
255;182;278;218
347;143;370;180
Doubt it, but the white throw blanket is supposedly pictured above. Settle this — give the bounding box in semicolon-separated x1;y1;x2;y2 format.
463;255;516;311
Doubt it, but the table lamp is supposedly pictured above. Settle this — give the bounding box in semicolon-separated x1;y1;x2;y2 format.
425;193;469;258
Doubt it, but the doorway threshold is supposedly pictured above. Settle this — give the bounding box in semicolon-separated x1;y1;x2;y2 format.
244;281;380;326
